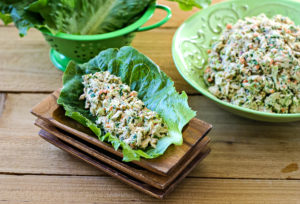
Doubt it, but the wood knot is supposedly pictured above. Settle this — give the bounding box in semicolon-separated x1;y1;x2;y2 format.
281;163;299;173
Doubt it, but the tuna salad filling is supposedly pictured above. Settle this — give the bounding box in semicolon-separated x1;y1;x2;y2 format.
204;14;300;113
79;71;168;149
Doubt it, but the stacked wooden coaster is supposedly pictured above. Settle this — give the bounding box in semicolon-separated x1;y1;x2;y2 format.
31;90;212;199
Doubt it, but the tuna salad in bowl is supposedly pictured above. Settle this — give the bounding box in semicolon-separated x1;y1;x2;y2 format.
204;14;300;114
173;0;300;122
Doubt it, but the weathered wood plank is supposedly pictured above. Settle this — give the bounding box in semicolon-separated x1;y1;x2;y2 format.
0;26;63;93
1;93;300;179
0;26;197;93
188;96;300;179
0;175;300;203
0;93;103;176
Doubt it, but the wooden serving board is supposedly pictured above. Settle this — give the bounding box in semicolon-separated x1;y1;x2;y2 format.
38;129;210;199
35;118;210;190
31;90;212;176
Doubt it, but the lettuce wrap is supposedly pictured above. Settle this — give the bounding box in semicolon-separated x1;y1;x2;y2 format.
57;46;196;161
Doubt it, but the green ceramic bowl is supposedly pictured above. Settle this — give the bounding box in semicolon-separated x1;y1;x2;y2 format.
172;0;300;122
41;3;171;71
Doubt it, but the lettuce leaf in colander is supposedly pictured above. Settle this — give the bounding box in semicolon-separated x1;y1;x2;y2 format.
27;0;153;35
57;46;196;162
0;0;44;36
0;0;152;36
0;0;211;36
168;0;211;10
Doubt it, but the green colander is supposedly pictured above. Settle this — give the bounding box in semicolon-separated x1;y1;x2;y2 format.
40;3;172;71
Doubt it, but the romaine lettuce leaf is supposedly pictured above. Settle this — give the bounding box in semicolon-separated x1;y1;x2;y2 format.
57;46;196;161
0;0;152;35
27;0;153;35
170;0;211;10
0;0;211;36
0;12;12;25
0;0;43;36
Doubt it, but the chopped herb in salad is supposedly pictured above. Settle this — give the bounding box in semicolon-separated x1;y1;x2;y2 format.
80;71;168;149
204;14;300;113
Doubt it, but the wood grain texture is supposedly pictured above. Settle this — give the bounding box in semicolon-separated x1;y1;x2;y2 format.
0;27;63;93
36;118;210;190
39;130;210;199
1;175;300;203
0;93;103;176
1;93;300;180
188;96;300;179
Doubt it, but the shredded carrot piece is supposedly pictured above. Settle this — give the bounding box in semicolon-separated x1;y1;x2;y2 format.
240;58;245;64
226;24;232;29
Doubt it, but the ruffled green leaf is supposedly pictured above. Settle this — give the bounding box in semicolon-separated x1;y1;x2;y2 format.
18;0;152;35
0;0;44;36
168;0;211;10
57;47;196;162
1;0;211;36
0;11;12;25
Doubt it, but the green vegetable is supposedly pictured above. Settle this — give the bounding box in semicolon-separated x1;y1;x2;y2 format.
0;0;44;36
168;0;211;10
0;11;12;25
57;46;196;161
0;0;211;36
26;0;153;35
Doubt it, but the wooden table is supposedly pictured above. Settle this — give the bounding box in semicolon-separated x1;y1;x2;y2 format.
1;0;300;203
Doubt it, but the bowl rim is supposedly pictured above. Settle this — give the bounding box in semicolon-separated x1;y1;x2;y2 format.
172;0;300;119
40;2;156;41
